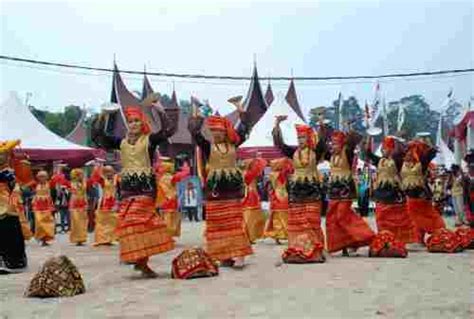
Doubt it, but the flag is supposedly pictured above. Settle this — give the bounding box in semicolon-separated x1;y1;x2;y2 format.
336;92;343;130
397;103;405;132
440;88;454;111
436;115;443;147
382;96;389;136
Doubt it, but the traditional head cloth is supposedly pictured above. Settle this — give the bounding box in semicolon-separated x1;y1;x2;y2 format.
406;139;429;162
157;157;175;174
331;131;346;148
36;170;49;179
382;136;396;152
0;139;20;153
206;115;240;144
124;106;151;135
295;124;317;148
270;158;294;183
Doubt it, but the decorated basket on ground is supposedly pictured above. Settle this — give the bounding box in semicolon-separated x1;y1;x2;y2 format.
426;228;462;253
454;226;472;250
369;231;408;258
171;248;219;279
282;234;326;264
25;255;85;298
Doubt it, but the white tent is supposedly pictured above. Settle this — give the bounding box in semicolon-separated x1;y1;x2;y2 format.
433;138;457;168
241;92;306;148
0;92;99;166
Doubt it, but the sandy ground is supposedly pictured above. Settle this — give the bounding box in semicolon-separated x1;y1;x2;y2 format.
0;217;473;319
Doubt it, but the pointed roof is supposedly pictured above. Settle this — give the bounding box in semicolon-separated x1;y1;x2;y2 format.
65;108;88;146
285;79;306;123
141;72;154;100
241;91;305;148
236;64;268;130
265;82;275;107
168;90;192;145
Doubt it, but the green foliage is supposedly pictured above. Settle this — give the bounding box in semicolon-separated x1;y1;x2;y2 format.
30;105;82;137
309;96;364;133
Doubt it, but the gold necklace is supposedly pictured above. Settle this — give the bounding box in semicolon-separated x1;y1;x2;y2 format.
215;143;229;155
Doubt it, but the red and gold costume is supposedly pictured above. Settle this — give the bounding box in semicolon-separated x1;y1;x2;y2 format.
68;169;88;245
92;105;174;265
273;123;325;262
189;113;253;263
32;171;55;243
366;136;417;244
326;131;374;253
0;139;28;273
156;159;190;237
242;157;267;243
401;140;444;242
11;184;33;240
263;158;292;241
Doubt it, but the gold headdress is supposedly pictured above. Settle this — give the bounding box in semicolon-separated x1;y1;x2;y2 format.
0;139;21;153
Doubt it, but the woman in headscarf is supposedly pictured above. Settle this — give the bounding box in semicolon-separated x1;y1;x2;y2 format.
0;139;28;273
326;131;375;256
187;101;253;269
32;170;56;246
263;157;293;244
401;139;444;242
68;168;88;246
92;101;174;278
365;136;417;244
272;117;326;263
241;154;267;244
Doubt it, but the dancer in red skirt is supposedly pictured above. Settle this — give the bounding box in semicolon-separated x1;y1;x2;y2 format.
365;136;417;244
401;139;444;243
326;131;375;256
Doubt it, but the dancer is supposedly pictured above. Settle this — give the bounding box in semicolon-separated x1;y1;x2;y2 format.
11;184;33;240
92;102;174;278
242;155;267;244
263;157;292;244
401;139;444;242
450;164;467;226
326;131;375;256
365;136;417;244
32;170;55;246
92;165;119;246
0;139;28;273
187;98;253;268
69;168;88;246
156;157;190;238
273;117;326;262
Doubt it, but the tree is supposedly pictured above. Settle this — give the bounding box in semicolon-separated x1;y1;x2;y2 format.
30;105;82;137
309;96;364;133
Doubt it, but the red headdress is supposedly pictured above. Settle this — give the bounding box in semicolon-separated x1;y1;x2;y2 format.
331;131;346;147
124;106;151;135
295;124;317;148
406;140;429;162
382;136;396;152
206;115;240;144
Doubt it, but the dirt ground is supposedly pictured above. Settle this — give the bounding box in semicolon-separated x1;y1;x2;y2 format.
0;217;472;319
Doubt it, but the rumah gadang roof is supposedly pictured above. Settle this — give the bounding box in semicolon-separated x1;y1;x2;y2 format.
65;108;88;146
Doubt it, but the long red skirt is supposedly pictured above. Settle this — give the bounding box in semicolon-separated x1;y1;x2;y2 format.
326;200;375;253
116;196;174;263
205;199;253;261
375;203;417;244
287;202;325;249
407;197;446;242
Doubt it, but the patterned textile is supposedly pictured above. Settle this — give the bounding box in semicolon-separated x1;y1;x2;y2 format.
25;256;85;298
426;229;461;253
171;248;219;279
282;234;325;263
326;200;375;253
116;196;174;262
263;210;288;240
34;211;55;242
369;231;408;258
204;199;253;261
454;227;471;250
69;208;88;244
93;209;117;246
163;210;181;237
407;197;446;242
375;203;417;244
288;202;325;249
243;207;265;243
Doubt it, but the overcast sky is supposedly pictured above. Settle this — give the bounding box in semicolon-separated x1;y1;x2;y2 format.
0;0;472;116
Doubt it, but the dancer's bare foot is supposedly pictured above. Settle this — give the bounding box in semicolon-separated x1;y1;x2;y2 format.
275;239;282;245
220;259;235;267
76;242;84;246
134;263;158;278
342;248;349;257
41;241;49;247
